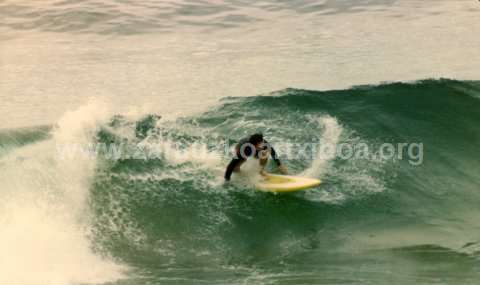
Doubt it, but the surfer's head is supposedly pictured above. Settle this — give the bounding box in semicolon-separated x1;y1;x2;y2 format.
249;133;264;149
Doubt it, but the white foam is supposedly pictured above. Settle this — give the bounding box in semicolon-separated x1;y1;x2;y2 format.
301;115;343;178
0;99;126;285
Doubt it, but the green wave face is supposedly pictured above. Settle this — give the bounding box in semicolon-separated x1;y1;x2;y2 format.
2;79;480;284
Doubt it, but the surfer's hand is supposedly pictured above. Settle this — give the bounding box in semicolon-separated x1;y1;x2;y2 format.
278;165;288;174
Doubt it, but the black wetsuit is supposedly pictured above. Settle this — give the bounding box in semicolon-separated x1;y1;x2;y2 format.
224;137;281;181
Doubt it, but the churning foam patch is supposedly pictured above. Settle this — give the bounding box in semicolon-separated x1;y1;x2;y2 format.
0;198;125;285
0;99;126;285
301;115;343;178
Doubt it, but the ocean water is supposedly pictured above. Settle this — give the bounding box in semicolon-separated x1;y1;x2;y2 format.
1;1;480;284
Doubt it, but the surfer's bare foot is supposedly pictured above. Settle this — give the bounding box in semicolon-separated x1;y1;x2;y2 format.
260;170;267;176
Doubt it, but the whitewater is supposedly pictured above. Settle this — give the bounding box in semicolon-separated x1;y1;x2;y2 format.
1;0;480;284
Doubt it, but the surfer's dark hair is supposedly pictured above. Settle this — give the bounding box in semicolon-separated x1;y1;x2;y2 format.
249;133;264;145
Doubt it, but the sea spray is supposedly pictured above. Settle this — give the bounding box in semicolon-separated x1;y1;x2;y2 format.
0;99;125;285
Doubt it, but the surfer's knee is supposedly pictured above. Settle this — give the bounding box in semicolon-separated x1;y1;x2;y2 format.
258;149;270;166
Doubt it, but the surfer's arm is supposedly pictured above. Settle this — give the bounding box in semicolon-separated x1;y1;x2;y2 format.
270;146;282;166
224;158;245;181
268;144;288;174
264;140;281;166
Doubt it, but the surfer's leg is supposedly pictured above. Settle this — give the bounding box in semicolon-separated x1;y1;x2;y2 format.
259;157;268;168
258;149;270;173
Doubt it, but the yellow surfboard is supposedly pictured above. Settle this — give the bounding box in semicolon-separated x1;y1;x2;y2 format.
255;173;321;193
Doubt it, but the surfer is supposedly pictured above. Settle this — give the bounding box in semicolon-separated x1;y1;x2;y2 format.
224;133;288;181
